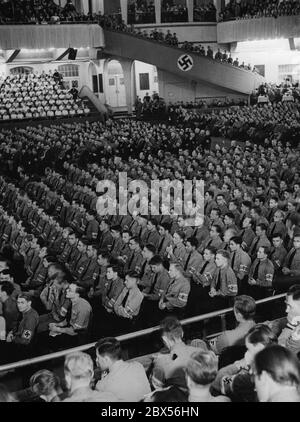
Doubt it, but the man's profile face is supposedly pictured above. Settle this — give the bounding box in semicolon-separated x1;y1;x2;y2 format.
96;351;109;371
286;295;300;324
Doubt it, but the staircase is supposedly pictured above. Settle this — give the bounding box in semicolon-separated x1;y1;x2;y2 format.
113;109;136;119
103;29;265;95
82;98;99;118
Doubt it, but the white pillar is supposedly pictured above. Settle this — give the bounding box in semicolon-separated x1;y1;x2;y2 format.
98;0;104;14
81;0;89;15
186;0;193;22
155;0;161;24
95;0;105;14
74;0;82;13
122;59;134;114
120;0;128;24
91;0;100;13
213;0;222;18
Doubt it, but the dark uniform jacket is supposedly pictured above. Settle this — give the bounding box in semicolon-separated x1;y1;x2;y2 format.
157;233;174;258
183;250;204;281
249;258;274;287
102;277;124;312
13;308;39;345
110;237;124;258
141;229;160;250
199;236;224;255
98;230;113;251
269;245;287;273
267;221;286;239
230;248;251;280
211;267;238;297
143;268;171;301
248;235;271;259
194;260;217;287
239;227;256;251
161;275;190;310
2;296;20;332
283;248;300;277
125;248;145;274
114;286;144;319
168;243;187;266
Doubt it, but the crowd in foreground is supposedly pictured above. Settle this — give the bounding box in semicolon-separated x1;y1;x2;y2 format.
0;110;299;365
1;308;300;402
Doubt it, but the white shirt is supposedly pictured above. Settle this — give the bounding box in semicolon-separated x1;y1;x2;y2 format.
96;360;151;402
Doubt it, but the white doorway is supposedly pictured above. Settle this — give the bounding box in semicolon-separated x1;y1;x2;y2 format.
106;60;126;108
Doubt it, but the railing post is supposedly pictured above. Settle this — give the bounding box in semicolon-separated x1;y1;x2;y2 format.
155;0;161;24
186;0;194;23
202;318;208;338
220;314;226;332
214;0;222;20
120;0;128;24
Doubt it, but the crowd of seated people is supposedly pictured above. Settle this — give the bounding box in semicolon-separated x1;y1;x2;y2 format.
2;0;299;25
0;111;299;362
0;71;89;121
0;0;85;24
220;0;300;22
250;80;300;105
161;1;188;22
168;98;248;112
193;2;217;22
3;310;300;402
135;92;167;119
128;0;155;24
168;99;300;144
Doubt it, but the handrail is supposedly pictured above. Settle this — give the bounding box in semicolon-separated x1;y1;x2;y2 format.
0;293;285;373
78;85;108;117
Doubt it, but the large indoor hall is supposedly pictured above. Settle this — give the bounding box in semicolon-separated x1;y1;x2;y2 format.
0;0;299;406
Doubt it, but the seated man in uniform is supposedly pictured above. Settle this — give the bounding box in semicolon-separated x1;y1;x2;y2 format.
274;233;300;293
229;236;251;294
38;263;71;333
140;254;171;326
186;246;217;317
158;262;190;319
183;237;203;281
247;246;274;299
0;281;20;334
208;249;238;311
110;271;144;335
47;283;92;351
269;233;287;276
0;292;39;364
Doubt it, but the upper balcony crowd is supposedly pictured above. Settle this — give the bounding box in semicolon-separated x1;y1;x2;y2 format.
220;0;300;22
0;0;299;25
